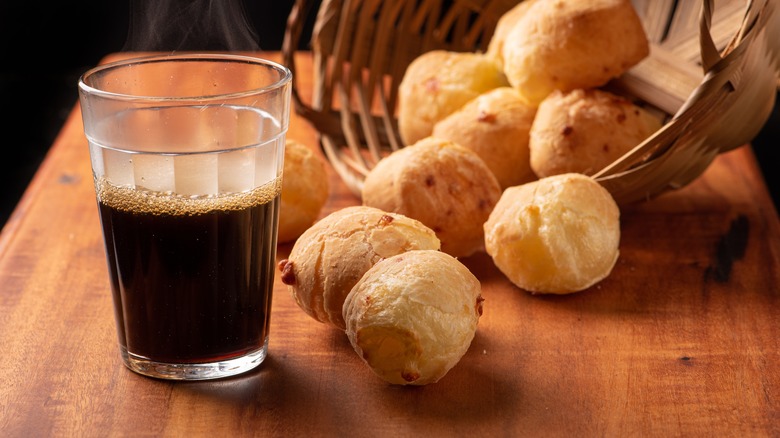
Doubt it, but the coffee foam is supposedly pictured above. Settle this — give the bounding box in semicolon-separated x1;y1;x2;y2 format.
96;176;282;216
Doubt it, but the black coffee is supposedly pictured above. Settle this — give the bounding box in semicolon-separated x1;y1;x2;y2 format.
96;178;281;364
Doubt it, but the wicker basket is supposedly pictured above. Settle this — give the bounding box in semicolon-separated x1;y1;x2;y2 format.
282;0;780;204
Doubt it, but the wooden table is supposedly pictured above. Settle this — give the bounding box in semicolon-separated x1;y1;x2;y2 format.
1;52;778;437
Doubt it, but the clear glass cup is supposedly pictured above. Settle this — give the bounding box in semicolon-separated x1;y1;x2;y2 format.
78;54;291;380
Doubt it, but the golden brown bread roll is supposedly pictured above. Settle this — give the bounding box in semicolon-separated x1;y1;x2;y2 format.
432;87;538;190
278;206;440;329
278;140;330;243
502;0;649;105
343;250;484;385
397;50;509;145
361;137;502;258
529;89;663;177
484;173;620;294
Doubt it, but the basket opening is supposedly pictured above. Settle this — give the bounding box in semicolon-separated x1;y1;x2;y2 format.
286;0;777;203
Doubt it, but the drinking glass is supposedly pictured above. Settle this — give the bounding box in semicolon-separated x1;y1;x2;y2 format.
78;53;291;380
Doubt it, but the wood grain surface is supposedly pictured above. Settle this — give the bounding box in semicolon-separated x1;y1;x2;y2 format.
0;53;778;437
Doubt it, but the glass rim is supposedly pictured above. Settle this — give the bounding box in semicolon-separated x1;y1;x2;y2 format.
78;53;292;102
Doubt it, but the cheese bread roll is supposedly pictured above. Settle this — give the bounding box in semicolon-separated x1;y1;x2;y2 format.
279;206;440;329
529;89;662;177
484;173;620;294
343;250;483;385
362;137;501;258
433;87;537;189
278;140;330;243
398;50;508;145
502;0;649;105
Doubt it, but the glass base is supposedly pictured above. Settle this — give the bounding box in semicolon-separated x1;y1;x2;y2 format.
119;339;268;381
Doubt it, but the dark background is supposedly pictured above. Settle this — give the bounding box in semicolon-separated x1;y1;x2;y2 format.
0;1;777;228
0;1;304;226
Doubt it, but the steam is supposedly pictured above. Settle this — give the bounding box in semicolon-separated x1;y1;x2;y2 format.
123;0;261;52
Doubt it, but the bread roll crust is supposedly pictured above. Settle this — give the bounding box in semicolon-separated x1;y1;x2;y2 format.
484;173;620;294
